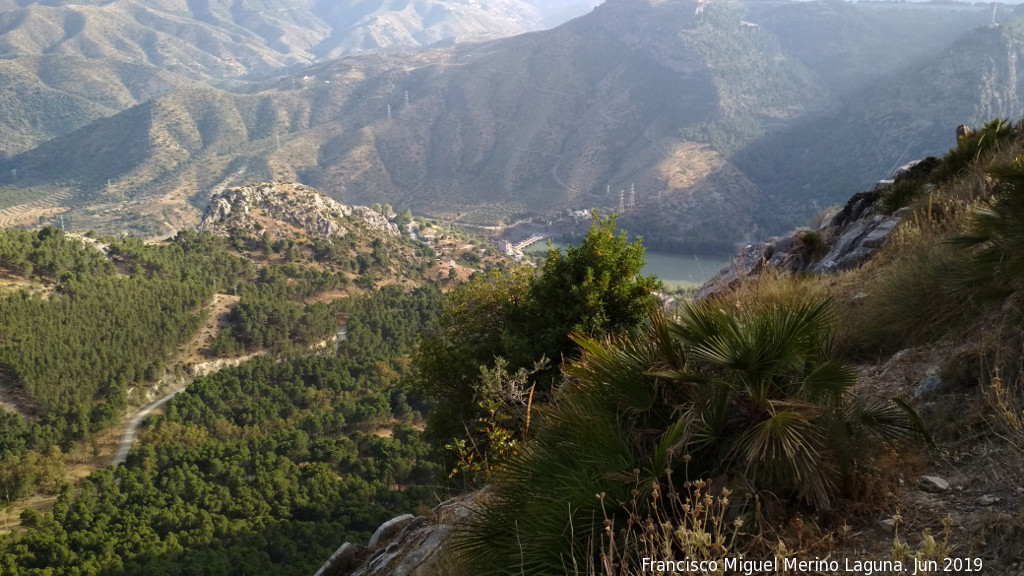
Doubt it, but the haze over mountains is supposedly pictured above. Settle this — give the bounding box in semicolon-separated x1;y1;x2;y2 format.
0;0;597;154
0;0;1020;250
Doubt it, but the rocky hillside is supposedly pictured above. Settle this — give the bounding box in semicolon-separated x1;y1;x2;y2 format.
317;124;1024;576
199;182;400;240
0;0;1006;249
694;158;938;300
0;0;596;159
193;181;434;293
194;181;507;290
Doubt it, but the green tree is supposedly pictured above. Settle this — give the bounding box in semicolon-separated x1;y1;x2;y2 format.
504;212;660;376
410;213;658;447
411;269;532;444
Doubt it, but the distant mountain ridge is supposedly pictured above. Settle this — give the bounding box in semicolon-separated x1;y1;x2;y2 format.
0;0;598;157
0;0;1015;251
736;19;1024;229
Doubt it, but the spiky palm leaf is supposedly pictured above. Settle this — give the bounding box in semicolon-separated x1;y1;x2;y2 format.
459;301;927;574
948;159;1024;298
730;405;839;509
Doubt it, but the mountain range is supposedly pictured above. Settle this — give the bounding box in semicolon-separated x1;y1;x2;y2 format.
0;0;597;156
0;0;1020;250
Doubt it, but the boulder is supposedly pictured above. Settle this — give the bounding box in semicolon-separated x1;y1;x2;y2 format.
914;374;948;399
367;514;416;549
920;475;950;492
860;217;900;249
343;491;486;576
694;242;770;300
314;542;362;576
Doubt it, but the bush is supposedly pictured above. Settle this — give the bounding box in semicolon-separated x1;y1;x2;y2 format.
410;214;659;448
948;158;1024;300
458;302;925;575
843;238;974;355
933;118;1018;183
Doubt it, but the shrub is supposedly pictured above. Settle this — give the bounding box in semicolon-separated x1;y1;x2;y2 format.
795;229;827;261
410;214;658;448
948;158;1024;300
457;302;925;575
934;118;1018;182
842;238;974;355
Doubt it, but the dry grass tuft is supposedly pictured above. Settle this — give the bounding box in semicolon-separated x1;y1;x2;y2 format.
591;479;741;576
714;270;833;317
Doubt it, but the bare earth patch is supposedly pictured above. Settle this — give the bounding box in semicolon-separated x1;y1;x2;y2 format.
179;293;240;364
842;343;1024;570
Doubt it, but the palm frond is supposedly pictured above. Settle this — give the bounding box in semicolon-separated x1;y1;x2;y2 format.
731;409;839;509
649;416;688;478
800;360;858;404
845;397;932;446
566;331;656;412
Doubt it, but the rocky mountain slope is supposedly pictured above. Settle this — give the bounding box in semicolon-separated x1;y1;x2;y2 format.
0;0;1007;249
736;19;1024;230
0;0;596;158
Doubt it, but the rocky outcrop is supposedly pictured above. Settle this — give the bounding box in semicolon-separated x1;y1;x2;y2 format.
695;159;937;300
198;182;399;239
189;353;263;378
315;491;485;576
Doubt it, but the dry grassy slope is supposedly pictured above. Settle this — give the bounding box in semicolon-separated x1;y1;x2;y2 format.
705;132;1024;570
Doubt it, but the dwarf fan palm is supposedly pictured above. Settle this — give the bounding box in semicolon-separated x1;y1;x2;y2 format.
948;158;1024;299
666;299;924;508
458;300;925;575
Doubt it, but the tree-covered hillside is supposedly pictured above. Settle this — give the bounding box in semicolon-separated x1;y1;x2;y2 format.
0;286;444;575
0;229;253;499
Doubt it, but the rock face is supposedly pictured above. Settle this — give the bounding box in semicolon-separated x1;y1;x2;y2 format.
315;492;484;576
198;182;399;239
695;160;936;300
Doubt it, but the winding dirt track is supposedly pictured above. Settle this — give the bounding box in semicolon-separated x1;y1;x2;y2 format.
112;389;186;465
111;295;242;466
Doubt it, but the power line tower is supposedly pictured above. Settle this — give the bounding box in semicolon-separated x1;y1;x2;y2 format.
628;183;636;210
618;189;625;213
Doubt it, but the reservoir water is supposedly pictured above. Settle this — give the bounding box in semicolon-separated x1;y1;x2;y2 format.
525;241;731;289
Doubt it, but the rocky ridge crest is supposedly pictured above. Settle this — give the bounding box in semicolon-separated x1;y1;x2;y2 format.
198;183;399;240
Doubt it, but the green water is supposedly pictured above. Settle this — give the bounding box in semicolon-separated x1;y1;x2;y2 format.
525;241;731;289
